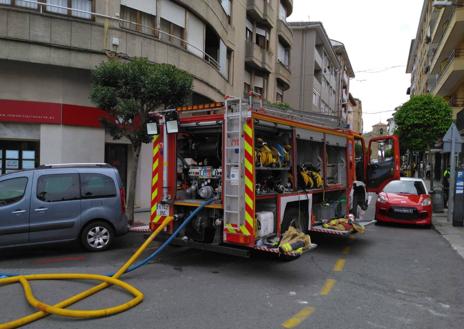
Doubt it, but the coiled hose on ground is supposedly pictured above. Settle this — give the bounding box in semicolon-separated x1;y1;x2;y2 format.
0;198;215;329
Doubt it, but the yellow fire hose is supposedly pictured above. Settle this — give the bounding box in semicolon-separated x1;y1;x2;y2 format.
0;216;173;329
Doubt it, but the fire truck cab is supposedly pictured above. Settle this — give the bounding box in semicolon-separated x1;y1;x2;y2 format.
148;96;400;257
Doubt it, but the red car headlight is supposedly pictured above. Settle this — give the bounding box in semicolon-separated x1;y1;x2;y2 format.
421;198;432;206
378;194;388;203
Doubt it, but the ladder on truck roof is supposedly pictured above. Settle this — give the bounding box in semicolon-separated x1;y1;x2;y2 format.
257;103;341;130
223;97;248;236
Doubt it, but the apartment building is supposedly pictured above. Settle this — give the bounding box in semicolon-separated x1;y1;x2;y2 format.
347;94;363;133
0;0;293;209
406;0;464;121
332;39;355;125
285;22;355;127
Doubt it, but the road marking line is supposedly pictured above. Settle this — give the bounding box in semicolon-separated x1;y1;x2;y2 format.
320;279;336;296
342;246;351;255
333;258;346;272
281;306;315;328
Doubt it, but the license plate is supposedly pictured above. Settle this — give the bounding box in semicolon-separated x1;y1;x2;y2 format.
395;208;413;214
156;203;170;216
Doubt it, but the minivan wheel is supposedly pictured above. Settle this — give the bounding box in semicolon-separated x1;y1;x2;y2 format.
81;221;114;251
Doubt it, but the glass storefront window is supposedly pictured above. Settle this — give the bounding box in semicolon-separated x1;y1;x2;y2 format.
0;141;39;175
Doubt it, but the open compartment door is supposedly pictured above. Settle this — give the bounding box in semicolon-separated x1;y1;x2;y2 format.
366;135;400;193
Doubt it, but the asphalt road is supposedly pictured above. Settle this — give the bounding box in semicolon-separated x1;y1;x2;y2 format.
1;200;464;329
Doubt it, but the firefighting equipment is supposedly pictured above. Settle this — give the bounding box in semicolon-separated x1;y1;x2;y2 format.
323;218;353;231
279;226;312;254
298;165;323;189
256;138;278;167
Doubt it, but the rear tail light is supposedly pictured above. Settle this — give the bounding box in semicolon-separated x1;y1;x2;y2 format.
120;187;126;214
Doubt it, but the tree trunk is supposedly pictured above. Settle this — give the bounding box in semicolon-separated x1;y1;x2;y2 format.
127;142;141;225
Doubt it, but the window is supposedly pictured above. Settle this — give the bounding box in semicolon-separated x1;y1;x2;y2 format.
47;0;67;14
120;5;156;36
37;174;80;203
279;1;287;21
277;41;289;67
220;0;231;16
81;173;116;199
276;89;283;103
71;0;91;19
244;82;251;98
160;18;185;47
16;0;37;9
246;19;253;41
0;141;39;175
0;177;28;207
255;26;269;50
383;180;426;195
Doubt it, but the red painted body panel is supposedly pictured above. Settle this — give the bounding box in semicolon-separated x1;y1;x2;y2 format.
375;192;432;226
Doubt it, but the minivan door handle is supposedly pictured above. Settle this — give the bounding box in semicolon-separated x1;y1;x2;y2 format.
12;209;27;215
34;207;48;212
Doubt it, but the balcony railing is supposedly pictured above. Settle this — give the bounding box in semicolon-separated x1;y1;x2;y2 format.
450;96;464;107
0;0;221;72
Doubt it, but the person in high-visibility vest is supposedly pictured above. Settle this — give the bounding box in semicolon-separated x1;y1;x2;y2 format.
443;167;451;208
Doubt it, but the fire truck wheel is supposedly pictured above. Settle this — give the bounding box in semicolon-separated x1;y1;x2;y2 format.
279;253;301;261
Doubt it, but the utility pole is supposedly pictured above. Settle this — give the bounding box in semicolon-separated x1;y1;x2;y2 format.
448;126;456;222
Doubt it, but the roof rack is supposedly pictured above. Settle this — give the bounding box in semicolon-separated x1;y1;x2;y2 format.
38;163;113;169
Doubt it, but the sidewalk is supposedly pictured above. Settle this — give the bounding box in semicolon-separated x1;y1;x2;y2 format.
433;210;464;260
130;210;151;233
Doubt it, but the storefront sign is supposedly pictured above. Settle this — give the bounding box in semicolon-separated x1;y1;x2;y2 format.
0;100;110;128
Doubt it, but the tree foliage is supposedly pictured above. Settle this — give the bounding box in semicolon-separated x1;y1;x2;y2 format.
91;58;193;146
394;94;452;152
90;58;193;223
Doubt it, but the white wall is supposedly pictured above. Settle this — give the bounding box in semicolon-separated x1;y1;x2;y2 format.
40;125;105;164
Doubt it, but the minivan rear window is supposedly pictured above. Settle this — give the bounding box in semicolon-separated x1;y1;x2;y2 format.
37;174;80;202
0;177;28;206
81;173;116;199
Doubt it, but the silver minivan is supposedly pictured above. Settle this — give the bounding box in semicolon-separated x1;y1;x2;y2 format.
0;164;129;251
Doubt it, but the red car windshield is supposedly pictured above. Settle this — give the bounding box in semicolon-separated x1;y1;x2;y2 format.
383;180;426;195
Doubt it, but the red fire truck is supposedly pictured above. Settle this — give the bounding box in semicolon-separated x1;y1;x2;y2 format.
148;96;400;257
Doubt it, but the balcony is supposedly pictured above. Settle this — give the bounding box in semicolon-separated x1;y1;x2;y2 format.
430;6;464;74
314;48;323;67
281;0;293;16
276;61;290;89
245;41;272;73
277;20;292;46
433;49;464;96
246;0;275;28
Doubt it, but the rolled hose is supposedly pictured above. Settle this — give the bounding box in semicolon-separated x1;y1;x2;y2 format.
0;198;215;329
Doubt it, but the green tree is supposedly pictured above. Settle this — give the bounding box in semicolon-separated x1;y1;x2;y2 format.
91;58;193;224
394;94;452;152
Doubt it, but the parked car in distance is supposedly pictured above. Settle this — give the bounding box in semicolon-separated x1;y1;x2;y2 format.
0;163;129;251
375;178;432;227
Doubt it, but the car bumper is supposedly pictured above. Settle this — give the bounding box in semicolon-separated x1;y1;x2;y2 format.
375;205;432;226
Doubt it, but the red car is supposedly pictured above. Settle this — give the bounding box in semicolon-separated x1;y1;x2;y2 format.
375;178;432;227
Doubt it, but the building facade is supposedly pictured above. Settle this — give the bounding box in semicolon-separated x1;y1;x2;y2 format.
0;0;293;209
406;0;464;120
285;22;340;117
347;94;363;133
331;39;355;125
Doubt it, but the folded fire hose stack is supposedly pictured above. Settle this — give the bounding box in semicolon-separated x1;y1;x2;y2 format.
0;199;215;329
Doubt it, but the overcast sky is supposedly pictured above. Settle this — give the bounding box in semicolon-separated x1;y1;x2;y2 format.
288;0;424;133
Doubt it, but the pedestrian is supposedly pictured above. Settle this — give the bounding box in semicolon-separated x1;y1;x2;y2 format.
426;162;431;179
443;167;451;208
